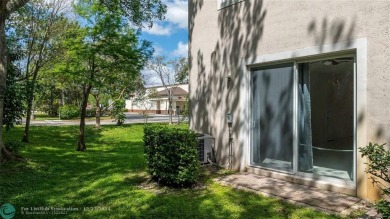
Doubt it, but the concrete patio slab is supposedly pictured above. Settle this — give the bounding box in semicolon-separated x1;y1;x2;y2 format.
213;172;374;216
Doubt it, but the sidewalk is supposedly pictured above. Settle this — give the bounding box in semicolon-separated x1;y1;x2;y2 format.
214;172;378;217
27;113;172;126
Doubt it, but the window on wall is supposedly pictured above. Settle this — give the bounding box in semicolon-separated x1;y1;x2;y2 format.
218;0;245;10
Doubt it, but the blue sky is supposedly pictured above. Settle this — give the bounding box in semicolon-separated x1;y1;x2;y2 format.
140;0;188;58
63;0;188;58
65;0;188;86
139;0;188;86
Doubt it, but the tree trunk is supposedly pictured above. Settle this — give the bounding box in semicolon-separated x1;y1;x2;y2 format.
77;84;91;151
94;95;100;128
0;0;30;163
61;89;65;106
21;97;32;142
50;87;56;117
177;111;180;124
0;17;9;162
22;68;39;143
168;90;173;124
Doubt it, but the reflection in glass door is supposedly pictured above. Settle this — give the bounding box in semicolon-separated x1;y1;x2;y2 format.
251;64;294;172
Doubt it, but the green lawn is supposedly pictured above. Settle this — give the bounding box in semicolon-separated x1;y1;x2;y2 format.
1;125;342;219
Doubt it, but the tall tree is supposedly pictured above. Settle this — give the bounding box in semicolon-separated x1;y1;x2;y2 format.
10;0;69;142
63;0;153;151
87;0;166;126
3;40;25;132
38;21;85;116
148;56;188;124
0;0;30;163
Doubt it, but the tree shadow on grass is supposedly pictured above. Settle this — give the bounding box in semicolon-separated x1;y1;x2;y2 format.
1;125;341;218
128;182;340;219
0;125;149;217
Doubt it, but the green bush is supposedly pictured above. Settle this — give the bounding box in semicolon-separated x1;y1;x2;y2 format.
58;105;80;120
143;125;200;186
41;103;59;117
86;108;97;117
359;142;390;218
112;100;125;125
376;199;390;219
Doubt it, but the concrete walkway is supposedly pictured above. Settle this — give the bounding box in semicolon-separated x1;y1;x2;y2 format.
214;173;374;217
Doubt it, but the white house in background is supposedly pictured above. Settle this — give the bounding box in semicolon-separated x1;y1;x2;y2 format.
125;84;188;115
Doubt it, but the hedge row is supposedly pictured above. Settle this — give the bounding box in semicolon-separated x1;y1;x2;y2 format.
58;105;100;119
143;125;200;186
58;105;79;119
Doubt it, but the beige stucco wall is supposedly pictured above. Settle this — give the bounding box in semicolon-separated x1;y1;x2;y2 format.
189;0;390;201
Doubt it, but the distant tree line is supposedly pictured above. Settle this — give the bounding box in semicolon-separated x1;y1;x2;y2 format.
0;0;167;162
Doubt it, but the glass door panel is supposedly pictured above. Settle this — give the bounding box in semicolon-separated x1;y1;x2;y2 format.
298;58;354;182
251;64;294;172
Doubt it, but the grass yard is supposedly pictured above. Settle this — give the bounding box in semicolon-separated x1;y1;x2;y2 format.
1;124;342;219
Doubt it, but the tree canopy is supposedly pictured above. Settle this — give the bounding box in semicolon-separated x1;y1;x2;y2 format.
99;0;166;28
57;0;155;150
0;0;167;161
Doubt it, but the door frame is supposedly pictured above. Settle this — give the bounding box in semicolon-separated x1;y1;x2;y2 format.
239;38;367;190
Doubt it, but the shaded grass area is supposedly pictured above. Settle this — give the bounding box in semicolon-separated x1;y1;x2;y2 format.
1;125;341;218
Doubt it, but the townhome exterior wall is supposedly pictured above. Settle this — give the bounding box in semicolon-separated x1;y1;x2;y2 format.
189;0;390;201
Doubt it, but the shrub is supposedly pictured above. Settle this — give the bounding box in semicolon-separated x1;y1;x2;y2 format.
376;199;390;219
86;108;97;117
58;105;80;120
359;142;390;218
112;100;125;125
143;125;200;186
41;103;59;117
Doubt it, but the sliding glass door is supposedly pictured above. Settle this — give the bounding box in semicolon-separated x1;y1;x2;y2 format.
298;58;354;182
251;57;355;184
251;64;294;172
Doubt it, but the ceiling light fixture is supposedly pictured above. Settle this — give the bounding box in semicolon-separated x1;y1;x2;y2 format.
323;60;333;66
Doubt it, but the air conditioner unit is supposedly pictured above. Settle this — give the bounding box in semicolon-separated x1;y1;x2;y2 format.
197;133;213;164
